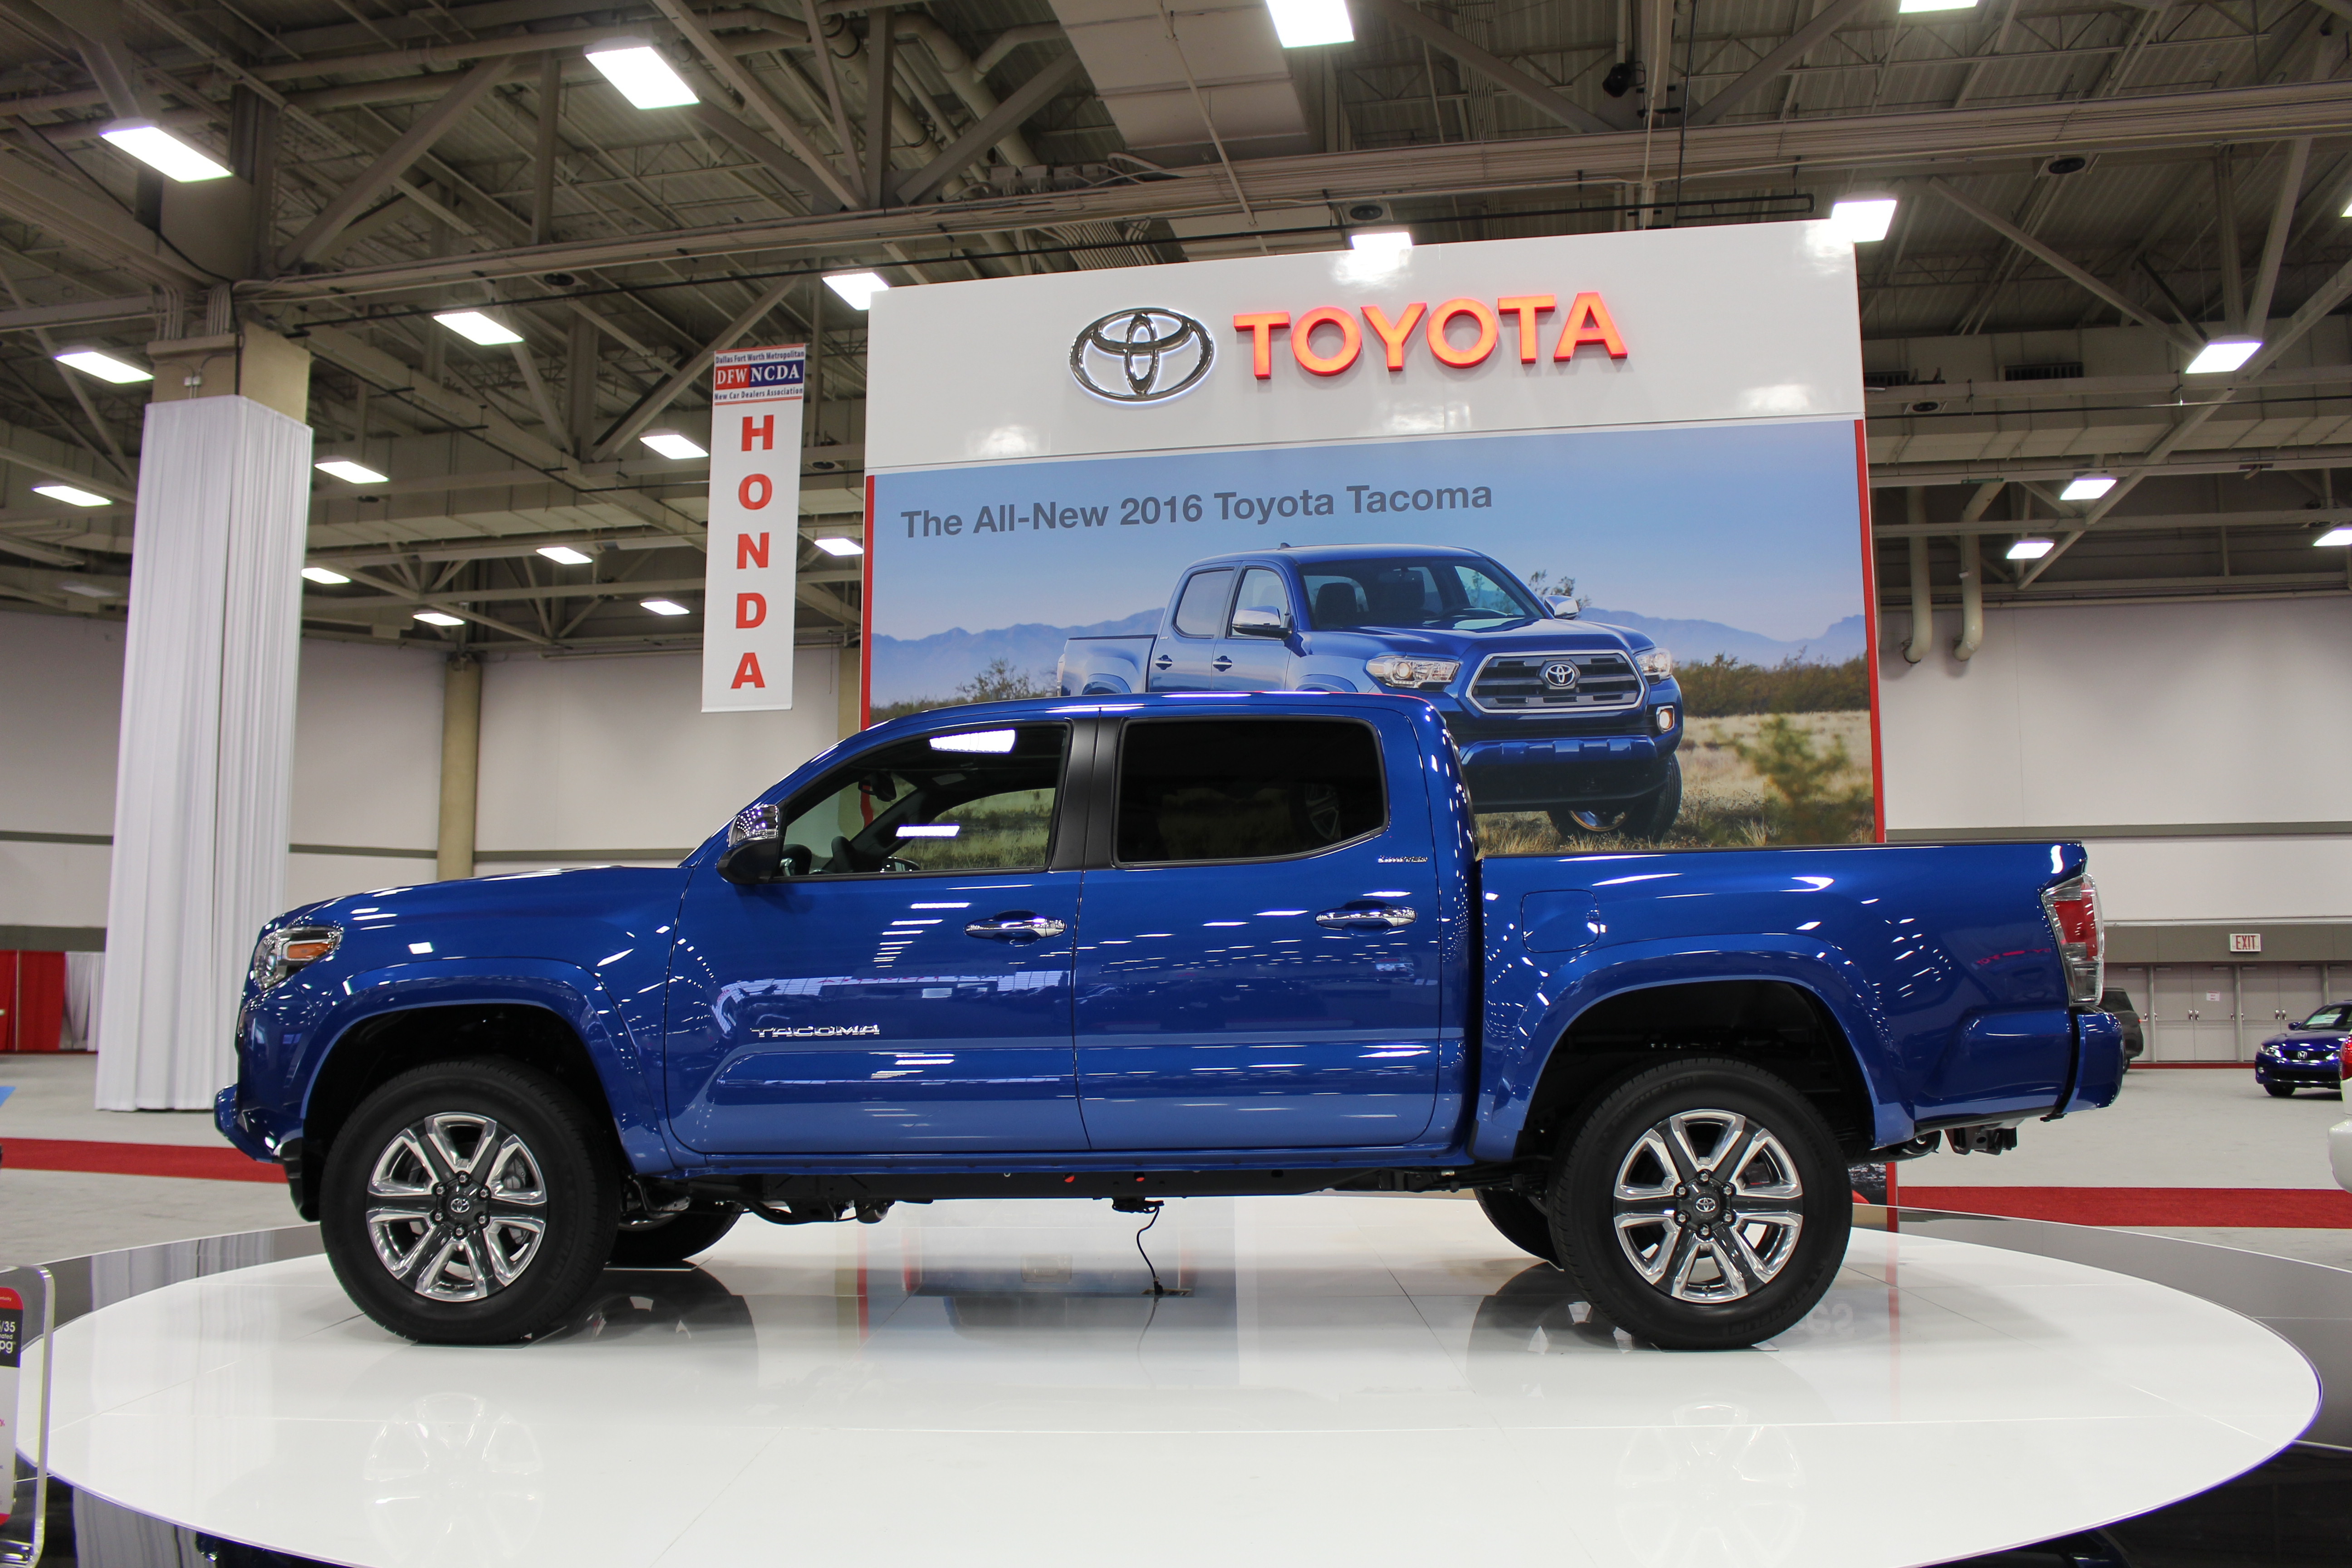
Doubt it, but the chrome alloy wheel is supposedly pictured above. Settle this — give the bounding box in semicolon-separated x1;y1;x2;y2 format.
1609;1108;1804;1303
364;1113;549;1303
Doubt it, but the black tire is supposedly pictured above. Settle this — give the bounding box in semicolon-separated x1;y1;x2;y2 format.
1546;1058;1850;1351
1547;755;1683;842
1475;1188;1561;1265
320;1060;621;1345
2266;1082;2297;1098
610;1203;742;1266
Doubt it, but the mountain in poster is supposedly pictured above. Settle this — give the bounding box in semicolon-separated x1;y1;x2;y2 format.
869;608;1864;706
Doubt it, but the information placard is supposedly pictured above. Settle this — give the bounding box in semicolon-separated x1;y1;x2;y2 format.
702;343;806;712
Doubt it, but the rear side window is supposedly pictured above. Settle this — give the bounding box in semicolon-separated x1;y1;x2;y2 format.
1116;718;1385;863
1171;569;1232;638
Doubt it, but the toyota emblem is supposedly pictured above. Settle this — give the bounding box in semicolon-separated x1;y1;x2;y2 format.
1070;308;1215;403
1541;660;1579;690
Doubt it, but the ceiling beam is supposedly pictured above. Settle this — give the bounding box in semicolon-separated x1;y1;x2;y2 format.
1921;176;2204;350
0;292;153;332
1685;0;1874;128
1358;0;1611;134
895;50;1083;206
647;0;865;210
1873;506;2349;539
589;274;799;460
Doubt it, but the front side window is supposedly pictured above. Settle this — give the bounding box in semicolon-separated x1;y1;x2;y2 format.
1116;718;1385;864
771;723;1067;877
1230;567;1290;630
1302;556;1543;631
1171;569;1234;638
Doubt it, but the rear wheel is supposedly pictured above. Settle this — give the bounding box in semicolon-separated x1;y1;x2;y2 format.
610;1202;741;1266
2267;1082;2297;1098
320;1060;619;1345
1475;1188;1560;1265
1546;1058;1849;1350
1548;755;1682;842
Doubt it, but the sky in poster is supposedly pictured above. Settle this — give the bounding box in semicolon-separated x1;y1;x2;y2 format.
869;417;1865;655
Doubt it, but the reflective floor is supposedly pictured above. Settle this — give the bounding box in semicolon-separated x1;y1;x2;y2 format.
24;1196;2322;1568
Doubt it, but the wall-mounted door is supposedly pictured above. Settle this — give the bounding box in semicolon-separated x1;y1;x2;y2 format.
2239;964;2330;1056
2150;965;2239;1061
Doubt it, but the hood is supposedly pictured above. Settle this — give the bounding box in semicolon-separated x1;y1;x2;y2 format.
1309;617;1646;659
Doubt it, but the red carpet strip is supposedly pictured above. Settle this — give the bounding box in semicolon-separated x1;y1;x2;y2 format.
1900;1185;2352;1227
2;1138;284;1183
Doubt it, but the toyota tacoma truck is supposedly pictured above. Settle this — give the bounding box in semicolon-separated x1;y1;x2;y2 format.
1059;544;1685;837
218;692;2122;1352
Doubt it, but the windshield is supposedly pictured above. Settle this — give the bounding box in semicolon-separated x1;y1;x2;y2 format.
1302;557;1546;631
2294;1005;2352;1031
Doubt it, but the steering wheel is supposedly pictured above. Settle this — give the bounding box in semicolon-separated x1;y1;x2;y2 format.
825;835;860;874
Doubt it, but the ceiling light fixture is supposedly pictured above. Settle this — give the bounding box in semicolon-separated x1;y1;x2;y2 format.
1267;0;1354;46
2060;474;2117;501
639;430;707;460
57;580;118;598
1827;195;1899;243
98;121;232;181
414;611;466;627
2315;526;2352;548
432;310;524;346
2184;338;2261;375
811;536;864;557
301;566;352;585
2006;537;2056;560
314;458;389;485
33;483;112;507
1896;0;1975;13
1348;228;1412;253
641;598;691;616
585;38;698;108
823;271;890;310
538;545;594;565
52;348;151;384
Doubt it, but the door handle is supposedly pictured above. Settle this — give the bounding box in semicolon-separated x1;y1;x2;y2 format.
1152;655;1173;670
965;911;1066;941
1211;656;1234;671
1316;904;1417;931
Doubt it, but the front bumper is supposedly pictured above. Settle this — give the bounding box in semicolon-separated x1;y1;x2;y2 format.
215;1084;278;1161
1456;732;1671;808
2255;1056;2342;1087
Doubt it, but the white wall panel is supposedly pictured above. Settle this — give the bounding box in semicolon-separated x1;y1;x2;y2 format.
475;649;840;858
2083;838;2352;924
0;612;124;834
0;841;111;928
287;639;443;854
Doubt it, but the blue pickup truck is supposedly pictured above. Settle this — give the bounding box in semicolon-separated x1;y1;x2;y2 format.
219;692;2122;1351
1060;544;1686;837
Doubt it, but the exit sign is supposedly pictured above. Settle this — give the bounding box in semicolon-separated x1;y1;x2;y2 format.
2230;933;2263;954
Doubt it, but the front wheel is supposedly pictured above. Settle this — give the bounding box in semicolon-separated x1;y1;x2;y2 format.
2266;1082;2297;1098
1546;1058;1850;1350
1475;1188;1560;1264
320;1060;620;1345
611;1202;741;1266
1548;755;1682;842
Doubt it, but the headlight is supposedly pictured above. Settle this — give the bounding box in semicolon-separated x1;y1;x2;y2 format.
1635;647;1673;681
250;926;340;990
1365;655;1460;689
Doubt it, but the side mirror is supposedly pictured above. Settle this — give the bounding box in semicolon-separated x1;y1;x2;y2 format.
1231;604;1290;638
1547;597;1580;619
717;803;784;884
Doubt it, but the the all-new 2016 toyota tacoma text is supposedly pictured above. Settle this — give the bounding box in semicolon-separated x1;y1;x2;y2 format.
1059;544;1685;837
219;693;2122;1350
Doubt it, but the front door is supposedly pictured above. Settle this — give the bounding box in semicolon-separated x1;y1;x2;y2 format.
667;719;1088;1154
1073;712;1444;1150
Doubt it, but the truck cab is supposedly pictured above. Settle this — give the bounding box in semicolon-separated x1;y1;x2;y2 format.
1058;545;1685;837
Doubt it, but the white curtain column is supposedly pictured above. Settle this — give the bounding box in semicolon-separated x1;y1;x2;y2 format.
96;391;314;1111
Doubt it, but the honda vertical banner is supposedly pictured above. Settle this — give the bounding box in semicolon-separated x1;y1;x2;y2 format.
865;225;1879;848
702;343;806;712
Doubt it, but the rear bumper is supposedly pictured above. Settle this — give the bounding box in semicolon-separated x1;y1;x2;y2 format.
1456;733;1671;808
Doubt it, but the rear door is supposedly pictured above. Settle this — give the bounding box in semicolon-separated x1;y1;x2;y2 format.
1208;565;1297;691
1147;567;1235;690
1071;712;1443;1150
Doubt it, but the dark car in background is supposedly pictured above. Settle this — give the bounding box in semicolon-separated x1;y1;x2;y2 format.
2099;987;2144;1063
2254;1003;2352;1098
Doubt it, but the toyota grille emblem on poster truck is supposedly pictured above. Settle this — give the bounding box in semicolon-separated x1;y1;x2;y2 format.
702;344;807;713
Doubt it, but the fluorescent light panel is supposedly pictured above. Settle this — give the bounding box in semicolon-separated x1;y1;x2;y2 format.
1827;196;1898;243
315;458;388;484
585;40;698;108
538;545;594;565
53;348;150;383
2060;475;2117;501
2316;527;2352;547
811;536;863;557
57;580;117;598
413;611;465;627
33;483;111;507
98;122;232;181
301;566;351;585
641;598;691;616
1267;0;1353;46
640;430;706;459
823;271;890;310
1897;0;1976;12
1349;228;1412;253
2006;538;2056;560
2184;338;2261;375
432;310;524;346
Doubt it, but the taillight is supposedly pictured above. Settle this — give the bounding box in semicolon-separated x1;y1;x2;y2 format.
2041;874;2103;1006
